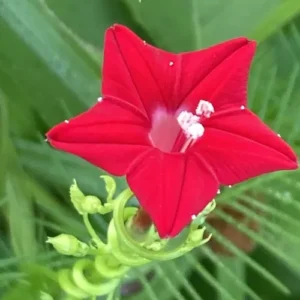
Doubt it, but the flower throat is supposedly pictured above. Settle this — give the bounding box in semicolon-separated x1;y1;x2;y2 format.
149;100;214;153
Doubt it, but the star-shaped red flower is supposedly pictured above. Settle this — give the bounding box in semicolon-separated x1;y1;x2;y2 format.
47;25;298;238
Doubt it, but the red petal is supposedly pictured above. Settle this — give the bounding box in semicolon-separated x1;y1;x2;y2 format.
102;25;178;119
193;109;298;185
177;38;256;112
126;149;219;238
47;97;151;176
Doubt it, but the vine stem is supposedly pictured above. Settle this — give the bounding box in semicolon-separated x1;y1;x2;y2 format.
82;213;107;251
113;189;199;261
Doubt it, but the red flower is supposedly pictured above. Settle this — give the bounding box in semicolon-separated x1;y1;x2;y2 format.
47;25;298;238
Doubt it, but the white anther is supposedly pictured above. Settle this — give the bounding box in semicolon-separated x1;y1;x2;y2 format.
187;123;205;139
64;120;69;124
217;189;221;194
177;111;205;140
169;61;174;66
97;97;103;102
143;40;146;45
191;215;197;220
228;185;232;188
240;105;245;110
177;111;199;128
44;138;48;142
196;100;214;118
277;133;281;137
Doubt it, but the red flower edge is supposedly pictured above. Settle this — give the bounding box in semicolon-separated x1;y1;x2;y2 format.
47;25;298;238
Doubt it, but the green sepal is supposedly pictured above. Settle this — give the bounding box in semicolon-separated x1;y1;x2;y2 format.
69;179;86;215
100;175;116;203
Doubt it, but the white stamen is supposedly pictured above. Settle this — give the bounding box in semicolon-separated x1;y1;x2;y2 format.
196;100;214;118
191;215;197;220
228;185;232;188
177;111;199;128
143;40;146;45
97;97;103;102
277;133;281;137
217;189;220;194
64;120;69;124
44;138;48;142
169;61;174;66
177;111;205;140
187;123;204;139
240;105;245;110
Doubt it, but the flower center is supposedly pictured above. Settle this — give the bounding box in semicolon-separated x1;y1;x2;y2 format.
149;100;214;153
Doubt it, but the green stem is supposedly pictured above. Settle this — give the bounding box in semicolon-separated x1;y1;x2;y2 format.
82;213;107;252
113;189;193;260
72;259;119;296
108;218;149;266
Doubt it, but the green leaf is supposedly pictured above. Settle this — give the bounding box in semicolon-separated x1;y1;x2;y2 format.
45;0;149;48
0;0;99;136
251;1;300;42
0;91;9;195
122;0;295;51
2;264;60;300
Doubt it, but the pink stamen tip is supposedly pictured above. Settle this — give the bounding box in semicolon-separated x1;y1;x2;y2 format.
196;100;214;118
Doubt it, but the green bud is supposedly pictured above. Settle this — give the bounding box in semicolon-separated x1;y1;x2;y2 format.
81;195;103;214
100;175;116;202
46;234;89;257
70;180;107;214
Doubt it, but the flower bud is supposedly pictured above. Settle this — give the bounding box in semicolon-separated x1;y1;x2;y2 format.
46;234;89;257
80;195;103;214
70;180;105;214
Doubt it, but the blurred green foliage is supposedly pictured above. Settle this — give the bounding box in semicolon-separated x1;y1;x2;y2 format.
1;0;300;299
